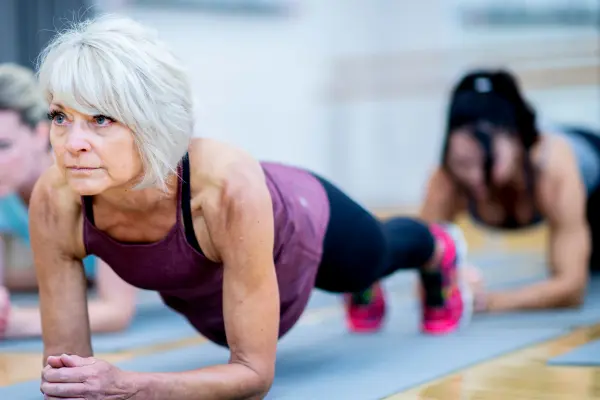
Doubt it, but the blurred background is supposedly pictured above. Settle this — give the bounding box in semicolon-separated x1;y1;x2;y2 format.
1;0;598;210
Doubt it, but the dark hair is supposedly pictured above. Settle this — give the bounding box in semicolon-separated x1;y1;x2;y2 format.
440;69;538;182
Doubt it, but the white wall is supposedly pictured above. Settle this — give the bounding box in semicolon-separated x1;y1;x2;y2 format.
108;1;599;208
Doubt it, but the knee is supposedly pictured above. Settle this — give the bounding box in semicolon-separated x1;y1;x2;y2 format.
383;217;435;266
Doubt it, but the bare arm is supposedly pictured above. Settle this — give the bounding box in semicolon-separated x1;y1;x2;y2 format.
4;260;135;339
486;143;589;311
130;155;278;399
29;171;93;361
419;167;465;223
86;260;136;333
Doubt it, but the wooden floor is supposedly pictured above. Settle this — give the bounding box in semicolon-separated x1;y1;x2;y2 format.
388;325;600;400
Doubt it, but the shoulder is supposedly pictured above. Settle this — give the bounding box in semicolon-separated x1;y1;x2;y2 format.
533;133;579;187
533;133;586;219
187;138;269;211
29;165;82;231
428;167;455;187
188;138;266;194
425;167;461;198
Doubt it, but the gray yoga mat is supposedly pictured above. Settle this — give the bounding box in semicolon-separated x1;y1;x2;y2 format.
6;262;600;399
0;252;553;353
0;300;568;400
0;287;345;353
547;339;600;366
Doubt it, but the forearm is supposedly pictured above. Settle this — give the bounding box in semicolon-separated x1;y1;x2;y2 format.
130;363;271;400
88;300;134;333
44;341;93;364
486;278;583;312
4;307;42;338
42;313;94;362
5;267;39;291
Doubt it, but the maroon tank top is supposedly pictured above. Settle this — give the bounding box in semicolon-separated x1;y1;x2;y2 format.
82;157;330;346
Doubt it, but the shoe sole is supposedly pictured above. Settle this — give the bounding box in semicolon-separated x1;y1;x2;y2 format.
441;223;473;330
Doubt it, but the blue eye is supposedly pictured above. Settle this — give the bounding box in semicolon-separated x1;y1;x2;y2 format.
47;111;66;125
93;115;115;126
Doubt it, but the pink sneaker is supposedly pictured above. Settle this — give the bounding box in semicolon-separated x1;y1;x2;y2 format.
421;224;472;335
344;283;387;333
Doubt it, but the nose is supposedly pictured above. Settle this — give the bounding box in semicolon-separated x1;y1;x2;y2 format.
64;126;92;154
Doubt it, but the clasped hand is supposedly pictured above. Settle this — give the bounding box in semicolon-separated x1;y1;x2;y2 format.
41;354;134;399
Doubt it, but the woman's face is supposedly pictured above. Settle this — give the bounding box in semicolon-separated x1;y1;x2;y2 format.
0;110;48;197
445;127;522;199
48;103;144;195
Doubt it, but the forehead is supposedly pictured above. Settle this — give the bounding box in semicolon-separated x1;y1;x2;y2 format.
0;110;28;138
50;102;93;118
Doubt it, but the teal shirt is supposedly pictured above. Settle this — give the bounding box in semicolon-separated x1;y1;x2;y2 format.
0;193;97;277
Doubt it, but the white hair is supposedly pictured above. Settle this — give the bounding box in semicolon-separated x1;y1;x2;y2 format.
36;14;194;190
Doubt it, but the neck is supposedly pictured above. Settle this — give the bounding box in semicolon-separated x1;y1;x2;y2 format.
94;174;180;213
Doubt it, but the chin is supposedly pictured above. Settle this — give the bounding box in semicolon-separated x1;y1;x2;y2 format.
0;186;14;197
66;178;109;196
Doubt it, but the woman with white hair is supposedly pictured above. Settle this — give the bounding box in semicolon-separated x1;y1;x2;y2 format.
0;63;136;339
35;15;472;399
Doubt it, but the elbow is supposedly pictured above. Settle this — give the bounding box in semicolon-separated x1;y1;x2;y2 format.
561;291;585;309
92;303;135;334
248;368;274;399
260;370;275;396
557;281;586;309
234;361;274;399
111;312;134;332
110;305;136;332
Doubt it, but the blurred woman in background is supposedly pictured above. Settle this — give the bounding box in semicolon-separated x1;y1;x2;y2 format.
420;68;600;313
0;63;136;339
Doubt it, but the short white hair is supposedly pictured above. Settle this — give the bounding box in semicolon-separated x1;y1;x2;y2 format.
37;14;194;190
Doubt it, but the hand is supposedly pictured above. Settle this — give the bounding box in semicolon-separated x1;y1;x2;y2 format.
41;354;136;399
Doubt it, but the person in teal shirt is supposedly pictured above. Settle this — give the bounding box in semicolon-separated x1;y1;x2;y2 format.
0;63;137;339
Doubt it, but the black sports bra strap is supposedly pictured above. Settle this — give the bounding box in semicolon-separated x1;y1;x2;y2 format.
180;154;203;254
82;196;95;226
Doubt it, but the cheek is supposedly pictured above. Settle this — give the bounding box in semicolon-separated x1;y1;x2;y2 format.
492;154;514;178
0;146;32;187
50;144;66;167
105;142;144;180
0;142;30;167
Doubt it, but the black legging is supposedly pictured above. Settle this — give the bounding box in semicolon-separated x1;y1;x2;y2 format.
312;174;436;293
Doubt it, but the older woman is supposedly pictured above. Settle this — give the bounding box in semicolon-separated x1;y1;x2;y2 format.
34;15;471;399
0;63;136;339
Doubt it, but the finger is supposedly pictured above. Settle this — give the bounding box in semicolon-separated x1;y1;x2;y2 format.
41;381;87;397
41;365;53;382
61;354;96;367
43;366;88;383
46;356;65;368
